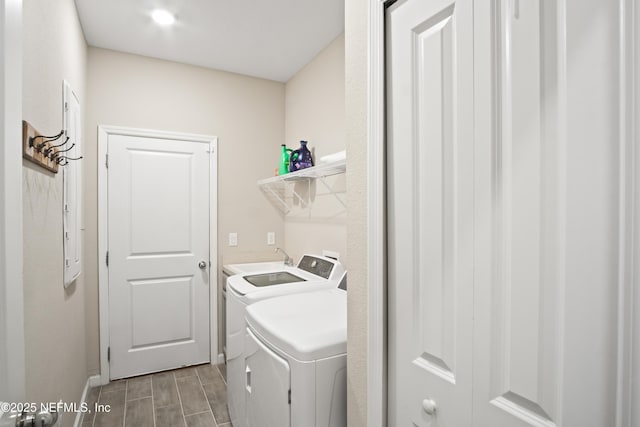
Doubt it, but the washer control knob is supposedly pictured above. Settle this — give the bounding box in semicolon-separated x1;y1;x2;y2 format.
422;398;437;415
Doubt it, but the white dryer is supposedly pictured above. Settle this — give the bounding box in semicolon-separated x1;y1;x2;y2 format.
226;255;344;427
244;287;347;427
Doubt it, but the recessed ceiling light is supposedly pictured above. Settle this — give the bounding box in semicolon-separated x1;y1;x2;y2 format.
152;9;175;26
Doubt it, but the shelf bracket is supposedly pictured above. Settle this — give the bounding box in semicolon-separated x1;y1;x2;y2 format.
290;180;310;209
316;175;347;209
261;184;290;214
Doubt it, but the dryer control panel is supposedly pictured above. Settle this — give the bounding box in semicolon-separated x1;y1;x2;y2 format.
297;255;339;280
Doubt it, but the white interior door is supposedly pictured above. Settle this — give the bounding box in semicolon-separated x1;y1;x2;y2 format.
472;2;562;425
107;132;211;379
472;1;620;426
387;0;625;426
386;0;474;425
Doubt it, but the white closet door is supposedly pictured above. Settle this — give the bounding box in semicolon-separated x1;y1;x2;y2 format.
386;0;474;425
472;1;619;426
387;0;622;425
473;2;561;425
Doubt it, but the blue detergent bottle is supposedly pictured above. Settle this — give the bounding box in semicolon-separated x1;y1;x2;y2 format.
289;141;314;172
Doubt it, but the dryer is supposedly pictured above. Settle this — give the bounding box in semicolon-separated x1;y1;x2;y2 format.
226;255;344;427
244;288;347;427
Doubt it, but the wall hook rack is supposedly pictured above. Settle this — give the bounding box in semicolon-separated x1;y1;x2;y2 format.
55;155;83;166
44;140;71;157
29;129;64;147
22;120;81;173
47;135;70;149
49;142;75;158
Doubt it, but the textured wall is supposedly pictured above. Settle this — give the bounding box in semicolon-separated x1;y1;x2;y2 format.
85;48;286;374
22;0;88;424
284;34;347;265
345;0;368;425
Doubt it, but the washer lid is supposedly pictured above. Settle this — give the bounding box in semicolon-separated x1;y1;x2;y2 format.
227;268;331;297
242;271;306;287
246;289;346;362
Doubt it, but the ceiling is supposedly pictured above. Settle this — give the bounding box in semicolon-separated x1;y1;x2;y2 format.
74;0;345;82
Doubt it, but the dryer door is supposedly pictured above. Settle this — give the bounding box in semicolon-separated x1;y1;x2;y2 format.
245;328;291;427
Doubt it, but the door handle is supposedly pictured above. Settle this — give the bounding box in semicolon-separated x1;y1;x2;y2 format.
246;365;252;393
422;398;437;415
198;261;207;269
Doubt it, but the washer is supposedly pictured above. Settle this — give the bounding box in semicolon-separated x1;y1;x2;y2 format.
226;255;344;427
244;287;347;427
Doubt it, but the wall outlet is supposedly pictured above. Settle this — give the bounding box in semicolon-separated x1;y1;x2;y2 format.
229;232;238;247
267;232;275;245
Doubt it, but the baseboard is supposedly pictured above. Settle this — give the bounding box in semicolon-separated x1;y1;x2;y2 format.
74;375;101;427
88;375;101;388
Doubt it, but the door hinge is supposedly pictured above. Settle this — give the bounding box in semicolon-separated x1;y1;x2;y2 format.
105;154;109;168
288;389;291;404
64;101;69;112
106;251;109;266
108;346;111;362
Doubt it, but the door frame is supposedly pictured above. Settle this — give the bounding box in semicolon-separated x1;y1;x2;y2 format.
366;1;389;426
367;0;640;426
619;0;640;425
97;125;219;385
0;0;25;401
633;1;640;422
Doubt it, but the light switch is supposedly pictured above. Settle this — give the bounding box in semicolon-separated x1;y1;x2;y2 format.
267;232;275;245
229;232;238;247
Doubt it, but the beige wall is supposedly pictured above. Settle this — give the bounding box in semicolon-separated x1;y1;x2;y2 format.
345;0;368;425
85;48;286;373
283;34;347;265
22;0;88;425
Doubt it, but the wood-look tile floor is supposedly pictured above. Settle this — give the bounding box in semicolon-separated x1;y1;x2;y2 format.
82;364;230;427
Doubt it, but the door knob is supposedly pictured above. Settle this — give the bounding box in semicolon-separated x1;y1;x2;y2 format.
422;398;437;415
198;261;207;269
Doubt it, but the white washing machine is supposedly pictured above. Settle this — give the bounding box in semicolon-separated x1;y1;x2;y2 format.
244;286;347;427
226;255;345;427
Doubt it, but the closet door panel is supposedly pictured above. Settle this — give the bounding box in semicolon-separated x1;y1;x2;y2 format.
473;1;608;426
387;0;474;425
